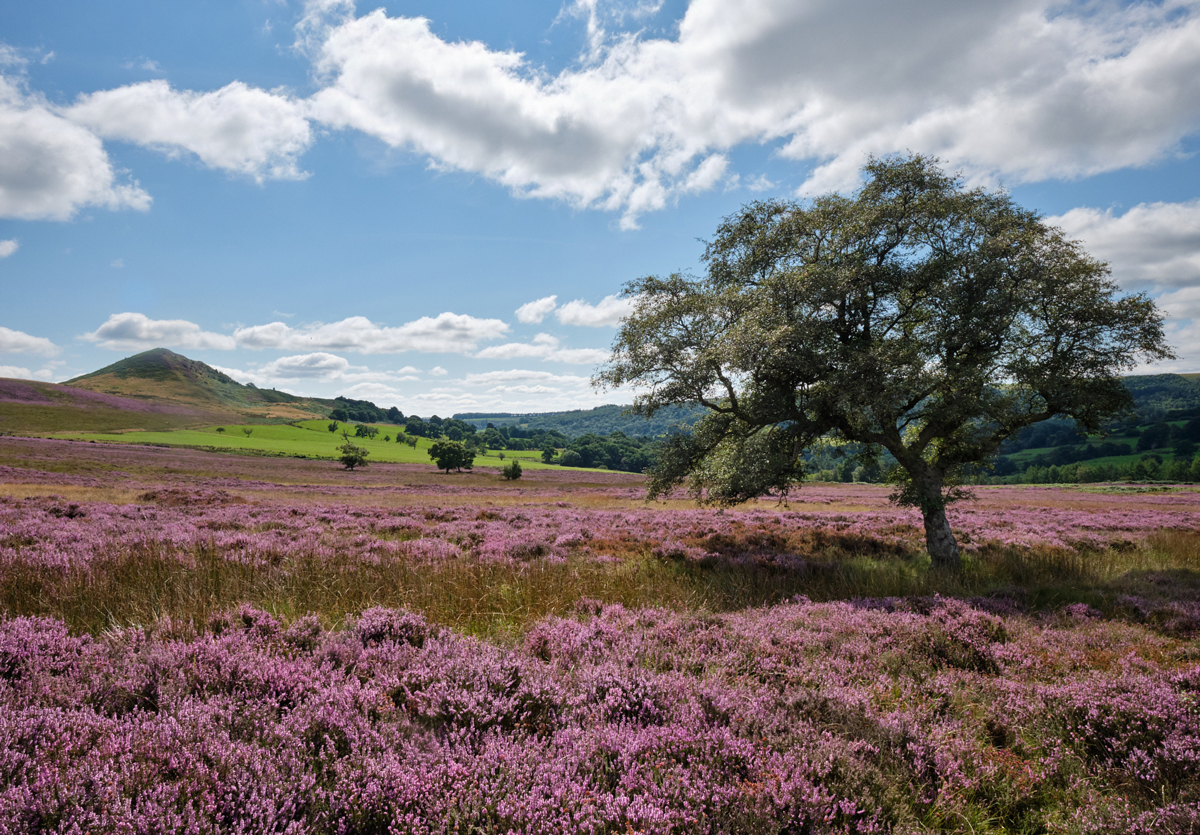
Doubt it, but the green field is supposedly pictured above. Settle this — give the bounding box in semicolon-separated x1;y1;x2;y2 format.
48;421;566;470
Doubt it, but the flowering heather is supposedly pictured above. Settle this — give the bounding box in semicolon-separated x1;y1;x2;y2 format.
2;438;1200;831
0;600;1196;833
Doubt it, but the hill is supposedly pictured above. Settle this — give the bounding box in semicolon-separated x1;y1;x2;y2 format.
454;403;707;438
0;377;214;434
65;348;332;422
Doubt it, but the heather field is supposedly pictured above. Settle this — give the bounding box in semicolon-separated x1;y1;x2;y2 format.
1;437;1199;833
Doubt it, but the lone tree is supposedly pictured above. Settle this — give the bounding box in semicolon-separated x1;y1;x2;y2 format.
596;155;1172;569
428;440;475;473
338;442;370;470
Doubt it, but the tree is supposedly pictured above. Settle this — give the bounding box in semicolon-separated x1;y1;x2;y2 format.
242;427;253;437
215;427;225;434
596;155;1172;569
328;421;339;433
501;459;523;480
338;442;370;470
428;440;475;473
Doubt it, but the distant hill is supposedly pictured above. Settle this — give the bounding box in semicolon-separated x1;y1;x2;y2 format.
65;348;333;422
454;403;707;438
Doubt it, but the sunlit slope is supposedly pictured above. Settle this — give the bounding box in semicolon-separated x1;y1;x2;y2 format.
65;348;333;421
53;421;559;468
0;377;214;434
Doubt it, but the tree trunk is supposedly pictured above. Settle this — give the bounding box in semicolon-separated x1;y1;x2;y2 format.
921;505;961;570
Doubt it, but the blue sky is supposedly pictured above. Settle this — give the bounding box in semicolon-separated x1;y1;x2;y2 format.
2;0;1199;416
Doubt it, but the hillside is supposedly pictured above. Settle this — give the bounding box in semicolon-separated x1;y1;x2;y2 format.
454;403;706;438
65;348;332;422
0;377;213;434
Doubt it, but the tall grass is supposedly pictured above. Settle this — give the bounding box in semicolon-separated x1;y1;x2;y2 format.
6;531;1198;640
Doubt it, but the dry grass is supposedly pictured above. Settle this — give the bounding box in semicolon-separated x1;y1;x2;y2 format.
6;530;1198;642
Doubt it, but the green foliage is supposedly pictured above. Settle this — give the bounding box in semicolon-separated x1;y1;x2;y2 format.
428;440;475;473
353;423;379;440
597;154;1173;567
454;403;705;438
215;427;225;433
327;422;338;433
241;427;253;437
337;442;370;470
501;459;523;480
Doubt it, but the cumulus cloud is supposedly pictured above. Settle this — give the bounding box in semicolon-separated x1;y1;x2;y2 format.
1050;200;1200;290
83;312;236;351
461;368;591;387
233;313;509;354
0;239;16;257
66;80;313;181
515;295;558;324
259;352;351;378
0;75;150;220
476;332;610;364
300;0;1200;225
555;294;634;327
0;364;33;379
0;325;59;356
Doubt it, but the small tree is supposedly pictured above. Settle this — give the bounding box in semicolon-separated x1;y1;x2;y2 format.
405;435;419;449
338;442;370;470
428;440;475;473
215;427;225;434
501;459;523;480
328;421;338;433
242;427;253;437
596;155;1173;569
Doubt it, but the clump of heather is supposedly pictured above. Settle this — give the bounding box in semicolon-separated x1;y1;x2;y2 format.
1;600;1196;833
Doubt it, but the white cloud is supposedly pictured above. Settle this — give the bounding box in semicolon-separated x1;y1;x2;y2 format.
746;174;775;192
233;313;509;354
475;332;610;363
555;294;634;327
260;351;351;378
461;368;591;387
300;0;1200;225
0;325;59;356
83;312;237;351
0;239;16;258
515;295;558;324
0;364;32;379
429;366;448;376
1050;199;1200;290
341;381;402;401
0;75;150;220
66;80;313;182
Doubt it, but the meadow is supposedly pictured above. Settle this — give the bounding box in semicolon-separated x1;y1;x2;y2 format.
44;419;557;469
1;436;1198;833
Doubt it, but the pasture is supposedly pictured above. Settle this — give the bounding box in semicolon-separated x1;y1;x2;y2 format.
45;419;557;468
1;436;1197;833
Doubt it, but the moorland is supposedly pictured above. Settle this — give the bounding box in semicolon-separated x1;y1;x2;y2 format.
0;349;1199;833
1;431;1198;833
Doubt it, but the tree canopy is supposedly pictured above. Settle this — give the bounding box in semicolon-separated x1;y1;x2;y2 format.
428;440;475;473
596;155;1173;568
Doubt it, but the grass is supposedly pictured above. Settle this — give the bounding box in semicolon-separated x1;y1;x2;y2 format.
6;529;1198;642
0;401;208;434
47;421;571;469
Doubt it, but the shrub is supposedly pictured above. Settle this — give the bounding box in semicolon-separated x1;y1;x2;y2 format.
338;442;370;470
502;459;523;480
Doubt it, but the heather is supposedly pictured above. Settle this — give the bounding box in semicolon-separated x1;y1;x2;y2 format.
1;438;1200;832
2;600;1198;834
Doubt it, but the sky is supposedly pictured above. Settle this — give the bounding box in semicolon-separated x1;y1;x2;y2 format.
1;0;1199;417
